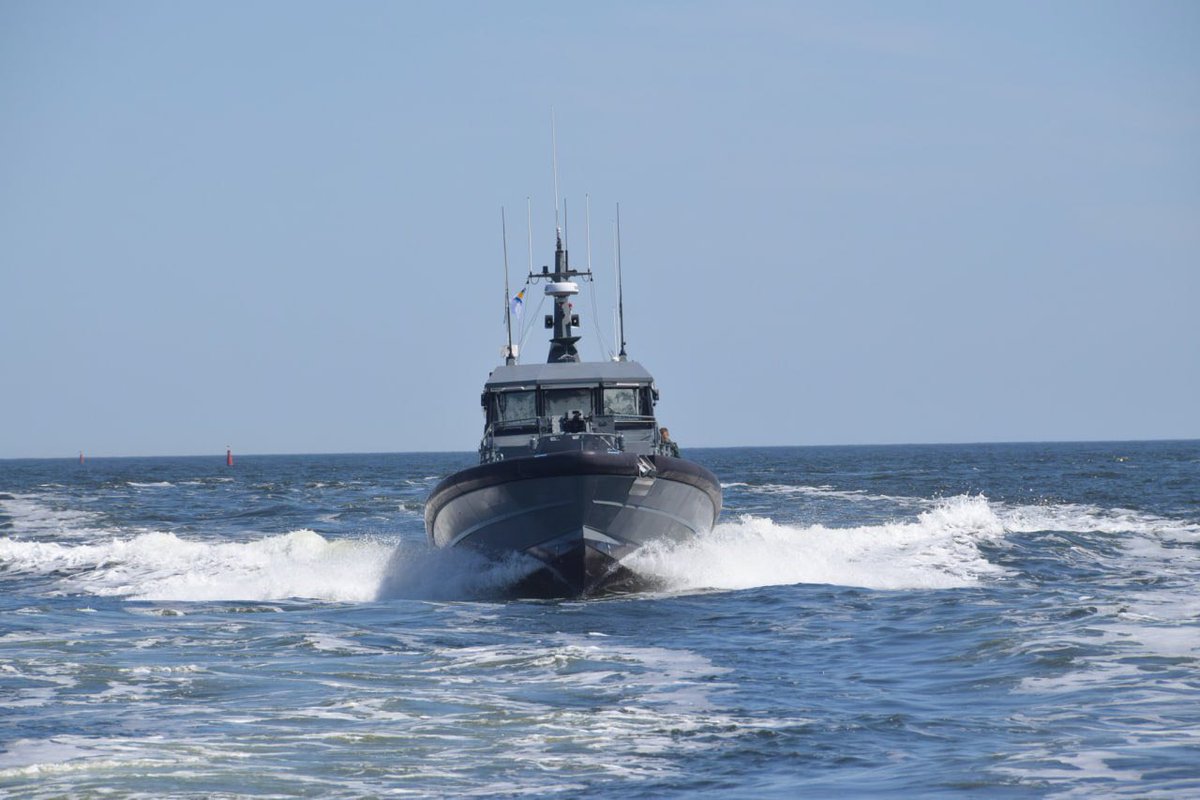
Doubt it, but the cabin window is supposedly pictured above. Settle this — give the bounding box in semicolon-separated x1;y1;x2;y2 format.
495;390;536;422
543;388;593;419
603;387;639;416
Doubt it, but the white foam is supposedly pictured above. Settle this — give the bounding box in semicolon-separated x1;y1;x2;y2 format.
398;634;778;784
375;543;542;601
0;495;1013;600
0;493;106;538
996;501;1199;540
4;486;1195;602
632;491;1200;595
723;481;924;507
724;481;1199;541
0;527;549;603
629;494;1010;593
0;736;206;779
302;634;382;655
0;530;395;602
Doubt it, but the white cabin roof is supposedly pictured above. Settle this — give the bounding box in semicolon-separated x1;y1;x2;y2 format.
484;360;654;390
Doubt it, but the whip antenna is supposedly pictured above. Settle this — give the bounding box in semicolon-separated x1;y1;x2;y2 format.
526;197;533;275
501;207;515;365
612;221;619;358
551;109;561;236
616;202;627;360
585;193;592;271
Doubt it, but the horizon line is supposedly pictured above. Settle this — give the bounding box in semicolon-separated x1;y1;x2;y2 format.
3;436;1197;462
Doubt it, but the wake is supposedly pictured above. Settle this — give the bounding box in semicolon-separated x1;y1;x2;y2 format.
2;495;1192;602
629;494;1009;592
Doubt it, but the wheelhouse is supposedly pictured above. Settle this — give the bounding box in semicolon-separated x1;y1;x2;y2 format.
478;361;663;461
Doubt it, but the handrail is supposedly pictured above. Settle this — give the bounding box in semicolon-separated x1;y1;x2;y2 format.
479;429;627;463
479;412;663;464
486;414;656;437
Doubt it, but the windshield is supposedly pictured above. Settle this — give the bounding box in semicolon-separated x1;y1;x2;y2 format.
603;387;640;416
495;390;536;422
543;388;593;419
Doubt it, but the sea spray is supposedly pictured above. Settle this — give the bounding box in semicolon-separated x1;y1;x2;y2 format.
0;530;394;602
625;494;1011;592
5;493;1195;602
375;542;543;601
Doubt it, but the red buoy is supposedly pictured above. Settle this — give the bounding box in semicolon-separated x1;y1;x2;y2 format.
226;447;233;467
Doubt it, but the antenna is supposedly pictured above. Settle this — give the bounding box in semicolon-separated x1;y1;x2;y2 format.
585;193;592;271
585;195;612;360
526;197;533;274
616;202;627;360
612;221;619;359
501;207;515;365
551;109;561;235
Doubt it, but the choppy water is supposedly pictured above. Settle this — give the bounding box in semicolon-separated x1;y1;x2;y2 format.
2;442;1198;797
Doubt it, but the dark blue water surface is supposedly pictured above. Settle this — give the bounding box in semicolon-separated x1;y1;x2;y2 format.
2;442;1198;798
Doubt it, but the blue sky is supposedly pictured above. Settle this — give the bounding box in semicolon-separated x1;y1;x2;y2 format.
2;1;1197;458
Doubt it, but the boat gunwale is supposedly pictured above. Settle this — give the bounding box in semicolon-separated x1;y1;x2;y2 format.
424;451;722;536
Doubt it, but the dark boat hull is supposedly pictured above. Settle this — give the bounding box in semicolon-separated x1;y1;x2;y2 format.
425;451;722;598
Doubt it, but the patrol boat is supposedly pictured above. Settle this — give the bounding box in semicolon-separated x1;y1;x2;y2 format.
424;225;722;598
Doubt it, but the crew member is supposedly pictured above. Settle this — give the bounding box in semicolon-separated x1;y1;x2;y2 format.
563;410;587;433
659;427;680;457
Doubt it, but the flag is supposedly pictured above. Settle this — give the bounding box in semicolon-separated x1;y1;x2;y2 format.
510;289;525;321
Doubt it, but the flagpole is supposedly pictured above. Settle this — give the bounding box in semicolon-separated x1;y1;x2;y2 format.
502;207;515;365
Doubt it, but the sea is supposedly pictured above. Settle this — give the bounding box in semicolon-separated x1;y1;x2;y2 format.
1;441;1198;798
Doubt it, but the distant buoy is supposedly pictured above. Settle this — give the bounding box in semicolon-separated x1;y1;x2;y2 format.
79;451;85;465
226;447;233;467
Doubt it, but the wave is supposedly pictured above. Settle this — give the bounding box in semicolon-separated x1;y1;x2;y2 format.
375;544;543;601
2;493;1193;603
0;498;1009;601
0;493;107;538
723;481;923;506
996;501;1199;541
0;528;545;604
0;530;394;603
632;494;1198;594
629;494;1010;592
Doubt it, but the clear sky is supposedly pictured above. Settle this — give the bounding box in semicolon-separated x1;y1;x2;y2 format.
2;1;1197;458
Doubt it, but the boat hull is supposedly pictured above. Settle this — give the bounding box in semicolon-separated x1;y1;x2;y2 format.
425;451;721;598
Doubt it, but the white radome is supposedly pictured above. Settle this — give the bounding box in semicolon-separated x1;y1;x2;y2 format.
544;281;579;296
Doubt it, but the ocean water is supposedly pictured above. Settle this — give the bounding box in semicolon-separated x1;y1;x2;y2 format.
1;442;1198;798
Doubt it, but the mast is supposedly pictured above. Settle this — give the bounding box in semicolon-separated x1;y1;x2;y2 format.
542;230;584;363
534;114;596;363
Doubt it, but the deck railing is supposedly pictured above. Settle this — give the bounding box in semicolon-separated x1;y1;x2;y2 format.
478;414;660;463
